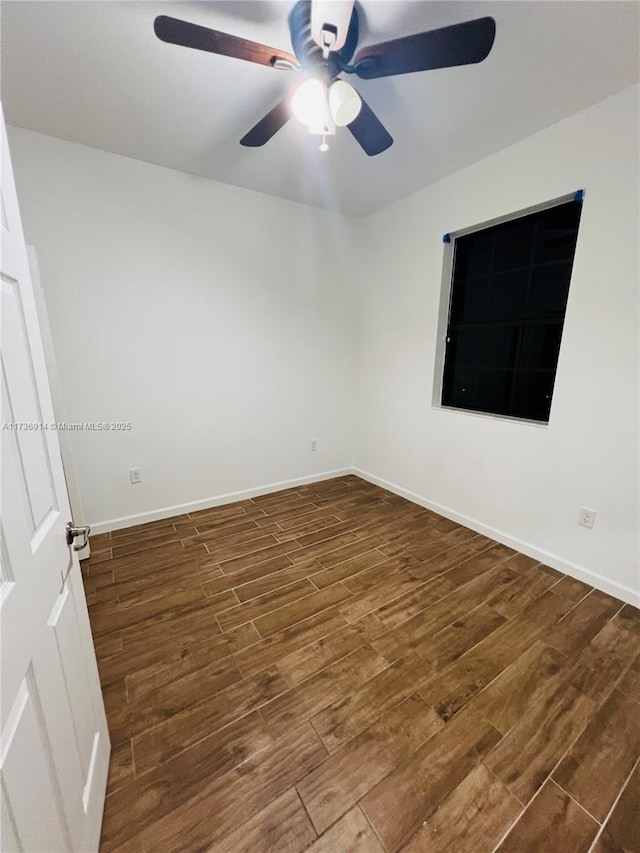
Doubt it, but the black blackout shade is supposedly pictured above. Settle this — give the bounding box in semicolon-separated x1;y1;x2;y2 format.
442;199;582;422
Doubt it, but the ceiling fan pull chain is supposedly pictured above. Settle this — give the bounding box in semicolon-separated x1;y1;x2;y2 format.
319;134;329;152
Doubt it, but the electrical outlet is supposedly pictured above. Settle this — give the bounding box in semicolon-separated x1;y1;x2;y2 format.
310;439;317;452
578;507;596;529
129;468;142;485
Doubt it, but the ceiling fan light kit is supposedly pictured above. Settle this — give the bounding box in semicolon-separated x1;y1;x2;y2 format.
329;80;361;127
154;0;496;156
291;78;361;149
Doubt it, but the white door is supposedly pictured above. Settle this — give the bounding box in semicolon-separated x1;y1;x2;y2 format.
28;246;90;561
0;105;110;851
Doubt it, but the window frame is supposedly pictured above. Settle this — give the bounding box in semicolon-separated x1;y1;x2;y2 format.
432;191;582;426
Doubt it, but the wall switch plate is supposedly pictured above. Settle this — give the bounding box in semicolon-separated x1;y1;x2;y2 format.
310;439;317;452
129;468;142;484
578;507;596;528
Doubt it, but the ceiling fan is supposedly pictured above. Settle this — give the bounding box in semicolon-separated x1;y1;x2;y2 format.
154;1;496;156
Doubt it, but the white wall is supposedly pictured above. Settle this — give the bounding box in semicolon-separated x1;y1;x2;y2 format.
353;85;639;604
8;128;356;530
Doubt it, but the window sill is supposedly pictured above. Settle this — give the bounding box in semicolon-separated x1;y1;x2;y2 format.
432;404;550;428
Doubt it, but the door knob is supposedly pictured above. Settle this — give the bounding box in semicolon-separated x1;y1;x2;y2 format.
66;522;91;552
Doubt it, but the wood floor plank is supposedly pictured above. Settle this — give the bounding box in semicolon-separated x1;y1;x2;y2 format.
367;565;515;664
101;710;273;851
360;706;502;852
253;582;353;638
614;603;640;637
552;689;640;821
234;610;349;678
218;539;302;574
108;656;245;745
314;535;388;569
495;779;598;853
107;524;203;555
108;547;210;583
186;501;255;521
105;741;134;797
485;682;596;803
99;620;258;688
418;535;495;574
420;616;544;721
139;724;328;852
110;533;186;559
190;508;264;530
472;640;568;735
255;497;320;520
295;519;361;548
132;665;289;775
401;763;522;853
342;556;409;595
414;603;507;673
89;584;208;637
94;632;123;659
502;552;541;574
550;575;594;602
89;532;111;549
184;519;277;549
592;762;640;853
123;621;259;699
288;531;361;564
276;615;386;687
276;505;344;531
567;620;640;701
311;653;434;752
616;654;640;704
234;559;323;602
126;647;243;705
92;562;223;608
213;788;317;853
275;514;344;542
441;543;515;587
310;549;388;589
298;694;442;833
202;553;294;596
216;578;317;632
536;562;565;580
117;593;229;644
374;576;455;629
487;567;558;619
545;589;623;657
303;807;385;853
337;569;424;624
261;646;388;739
518;587;576;628
205;532;279;563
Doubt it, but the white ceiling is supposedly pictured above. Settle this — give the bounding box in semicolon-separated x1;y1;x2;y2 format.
1;1;638;217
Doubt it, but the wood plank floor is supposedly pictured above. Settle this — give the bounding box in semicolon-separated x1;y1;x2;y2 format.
81;475;640;853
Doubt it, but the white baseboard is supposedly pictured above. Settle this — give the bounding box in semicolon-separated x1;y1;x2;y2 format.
353;467;640;608
89;468;353;535
89;463;638;608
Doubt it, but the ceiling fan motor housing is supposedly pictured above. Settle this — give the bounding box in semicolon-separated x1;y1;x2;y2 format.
288;0;359;77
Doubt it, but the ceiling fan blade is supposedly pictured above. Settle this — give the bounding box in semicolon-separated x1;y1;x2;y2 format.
240;97;292;147
348;95;393;156
352;16;496;79
154;15;298;69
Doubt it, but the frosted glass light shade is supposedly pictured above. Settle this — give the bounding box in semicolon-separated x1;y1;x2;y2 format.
329;80;361;126
291;79;326;127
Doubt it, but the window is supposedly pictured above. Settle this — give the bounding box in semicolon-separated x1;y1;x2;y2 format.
441;199;582;423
